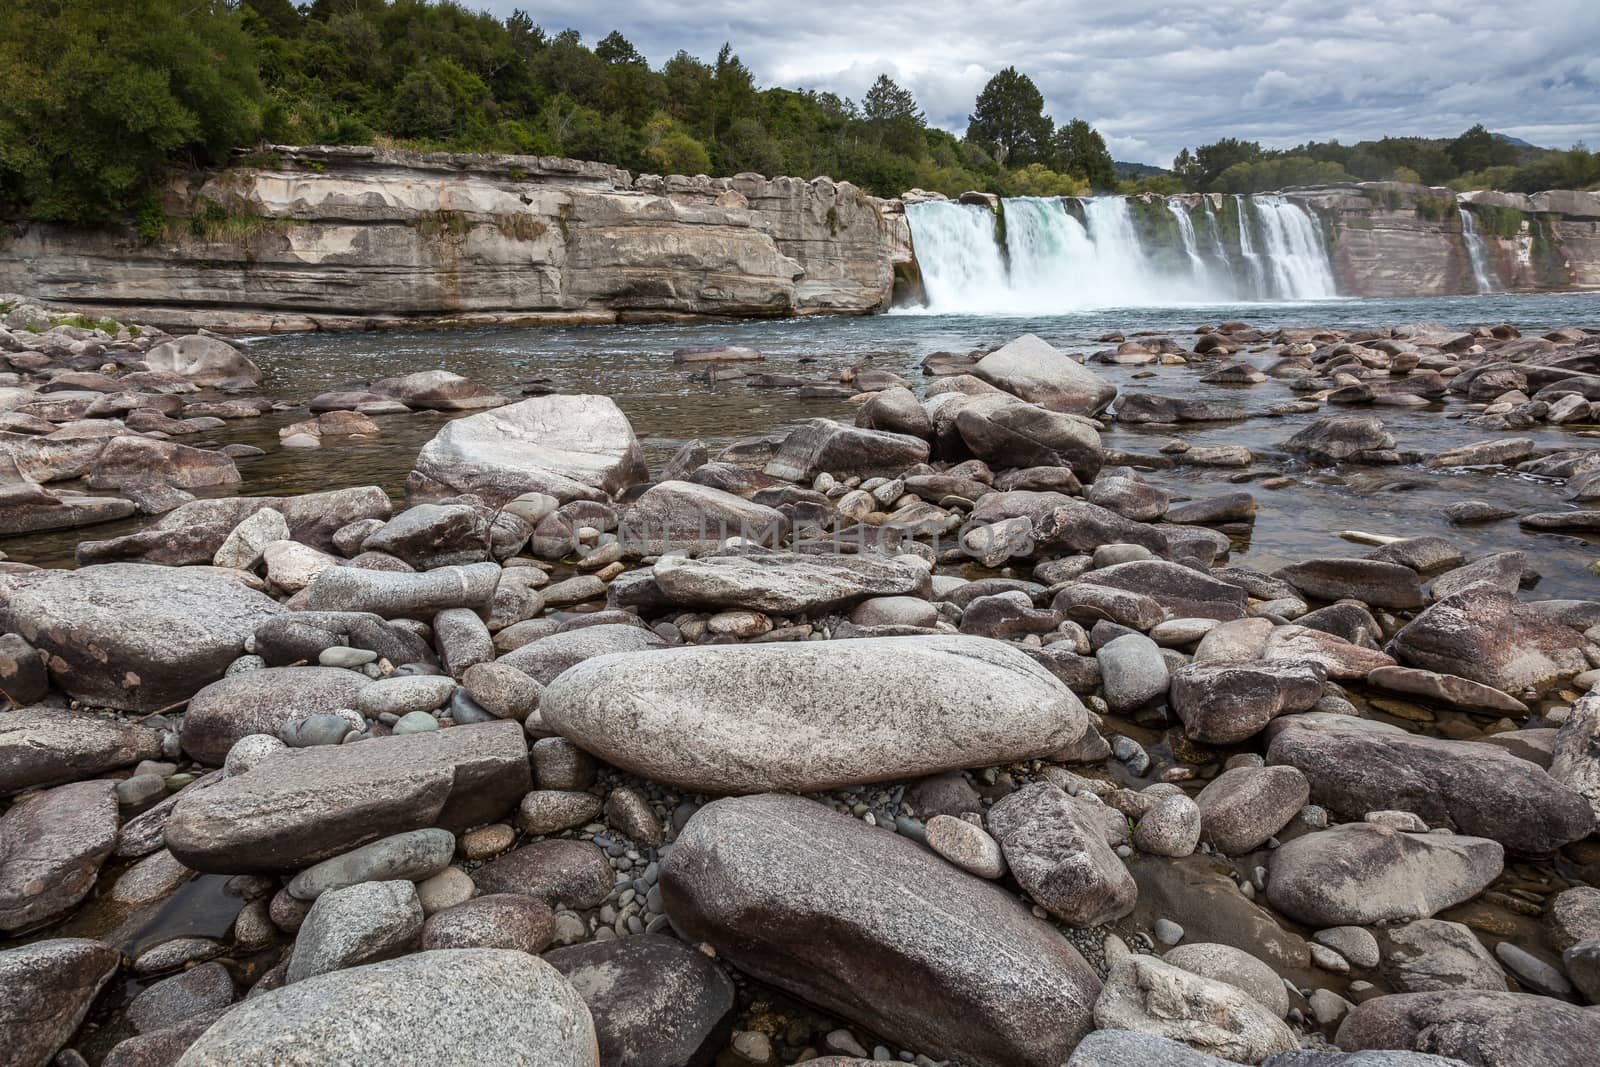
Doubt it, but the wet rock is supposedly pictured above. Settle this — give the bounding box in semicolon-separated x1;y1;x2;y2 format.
287;828;455;900
856;385;933;438
472;838;613;909
1196;766;1310;854
987;782;1136;924
409;393;646;505
1387;586;1587;695
1079;559;1248;621
650;552;926;614
1086;471;1171;522
371;370;505;411
1035;499;1170;556
1117;394;1248;424
420;893;555;953
87;436;240;491
286;879;424;983
0;563;284;711
762;419;930;482
1335;990;1600;1067
252;610;431;668
546;934;737;1067
0;708;163;794
1267;720;1594;852
662;793;1102;1067
1172;661;1326;743
1130;855;1310;970
1267;824;1503;926
179;949;596;1066
542;635;1085;794
0;938;121;1067
180;667;370;766
0;780;119;931
359;504;490;570
165;722;530;874
1094;955;1297;1064
1444;500;1517;525
1285;415;1397;465
972;333;1117;415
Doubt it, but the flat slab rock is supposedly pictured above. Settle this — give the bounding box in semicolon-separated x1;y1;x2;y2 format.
661;793;1101;1067
164;721;530;874
0;707;163;794
177;948;597;1067
1336;990;1600;1067
0;563;285;711
0;938;122;1067
649;552;928;614
540;635;1088;793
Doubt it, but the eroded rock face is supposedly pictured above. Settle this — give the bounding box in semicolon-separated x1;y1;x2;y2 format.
0;564;284;711
1335;990;1600;1067
661;793;1101;1067
409;394;647;505
1266;823;1503;926
0;938;122;1067
540;636;1087;794
164;722;530;874
1267;721;1594;852
177;948;599;1067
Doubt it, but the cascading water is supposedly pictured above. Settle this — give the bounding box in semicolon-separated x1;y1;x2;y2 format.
1251;195;1338;300
1459;207;1500;294
903;193;1339;313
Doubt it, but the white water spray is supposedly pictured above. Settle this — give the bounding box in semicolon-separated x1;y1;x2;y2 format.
1459;207;1500;294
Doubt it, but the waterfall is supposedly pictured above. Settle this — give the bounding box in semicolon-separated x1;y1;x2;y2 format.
902;200;1009;313
1459;207;1499;294
1251;195;1338;300
1167;200;1207;281
902;192;1339;313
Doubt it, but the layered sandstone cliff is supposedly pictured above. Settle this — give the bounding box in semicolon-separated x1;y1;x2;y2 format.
0;146;898;331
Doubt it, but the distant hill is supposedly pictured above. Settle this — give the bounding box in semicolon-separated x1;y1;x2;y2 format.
1114;160;1171;178
1493;133;1540;149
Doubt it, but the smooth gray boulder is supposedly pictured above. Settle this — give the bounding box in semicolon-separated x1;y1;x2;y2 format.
177;949;598;1066
409;393;646;505
180;667;370;766
497;624;670;686
0;563;284;711
1094;955;1297;1064
1097;633;1169;713
1386;586;1588;694
1195;765;1309;854
164;722;529;874
1335;990;1600;1067
0;938;122;1067
1275;559;1424;610
545;935;736;1067
762;419;930;482
1380;919;1507;993
1267;824;1503;926
296;562;501;618
540;636;1088;793
287;879;424;983
955;393;1105;481
661;793;1101;1067
1267;721;1594;852
986;782;1136;926
1078;559;1248;621
144;334;260;386
619;481;786;555
287;828;456;900
973;333;1117;415
1164;942;1291;1019
0;708;163;794
649;552;928;613
0;780;120;931
1172;661;1326;743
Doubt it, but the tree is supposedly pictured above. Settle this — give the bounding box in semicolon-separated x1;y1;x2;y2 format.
1446;124;1517;175
1052;118;1114;190
595;31;644;66
966;67;1053;166
642;111;710;175
1177;137;1264;190
0;0;264;225
862;74;925;158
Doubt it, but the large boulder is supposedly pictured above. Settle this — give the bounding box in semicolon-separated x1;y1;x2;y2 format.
86;436;240;491
0;708;163;795
1380;919;1508;993
1195;765;1310;854
955;393;1105;481
370;370;506;411
1335;991;1600;1067
1093;955;1297;1064
0;780;119;931
1267;721;1594;852
540;636;1087;793
973;333;1117;415
0;938;122;1067
164;722;530;874
619;481;785;556
648;552;927;614
661;793;1101;1067
0;564;284;711
296;562;501;618
497;624;670;686
180;667;371;766
143;335;261;386
762;419;930;482
1284;415;1397;465
1275;559;1425;611
409;394;647;505
1386;586;1588;694
177;949;598;1066
1266;824;1503;926
1076;560;1248;621
545;935;736;1067
1172;661;1326;743
986;782;1136;926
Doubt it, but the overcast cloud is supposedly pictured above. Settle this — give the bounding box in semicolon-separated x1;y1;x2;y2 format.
479;0;1600;166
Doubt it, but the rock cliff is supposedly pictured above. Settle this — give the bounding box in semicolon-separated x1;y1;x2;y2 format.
0;145;897;331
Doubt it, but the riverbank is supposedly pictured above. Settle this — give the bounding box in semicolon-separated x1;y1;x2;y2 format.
3;295;1600;1065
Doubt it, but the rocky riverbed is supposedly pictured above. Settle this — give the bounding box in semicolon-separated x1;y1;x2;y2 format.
3;291;1600;1067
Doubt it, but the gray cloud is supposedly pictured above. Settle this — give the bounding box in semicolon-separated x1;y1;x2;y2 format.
481;0;1600;165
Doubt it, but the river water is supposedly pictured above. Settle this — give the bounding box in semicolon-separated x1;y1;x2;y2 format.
12;292;1600;596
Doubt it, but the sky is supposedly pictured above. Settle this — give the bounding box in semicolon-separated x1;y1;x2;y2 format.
479;0;1600;166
